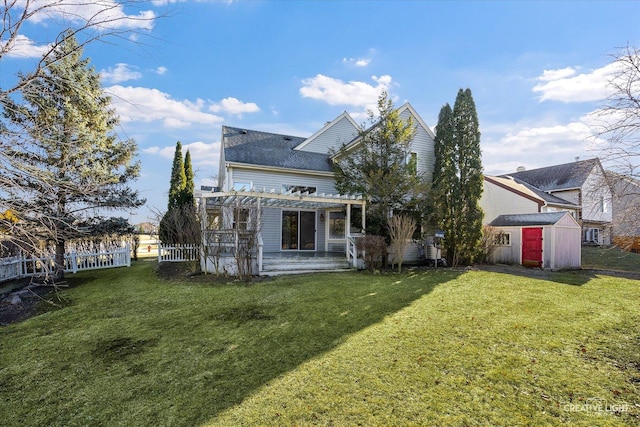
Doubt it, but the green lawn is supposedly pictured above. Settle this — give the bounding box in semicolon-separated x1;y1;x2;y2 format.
0;261;638;426
582;245;640;273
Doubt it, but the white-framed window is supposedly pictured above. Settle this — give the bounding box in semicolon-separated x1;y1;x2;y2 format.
584;228;599;243
232;181;252;191
599;196;608;213
233;208;250;230
282;184;317;194
494;232;511;246
328;211;346;239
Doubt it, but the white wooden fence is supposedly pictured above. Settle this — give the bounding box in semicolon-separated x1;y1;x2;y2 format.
0;246;131;283
157;243;200;263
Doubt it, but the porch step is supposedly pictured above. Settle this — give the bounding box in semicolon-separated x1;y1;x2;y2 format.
261;255;351;276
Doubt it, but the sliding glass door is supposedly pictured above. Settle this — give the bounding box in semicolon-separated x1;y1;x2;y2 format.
282;210;316;250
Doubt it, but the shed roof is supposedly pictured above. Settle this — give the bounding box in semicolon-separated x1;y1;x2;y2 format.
223;126;333;172
489;211;571;227
501;158;600;191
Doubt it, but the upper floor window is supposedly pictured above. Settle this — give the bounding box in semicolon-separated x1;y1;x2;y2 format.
282;184;317;194
232;181;252;191
599;196;608;213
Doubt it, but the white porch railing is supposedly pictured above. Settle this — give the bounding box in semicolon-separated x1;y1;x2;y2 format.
0;246;131;283
347;233;363;268
157;243;201;263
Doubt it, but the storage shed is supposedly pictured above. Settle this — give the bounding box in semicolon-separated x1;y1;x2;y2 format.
488;211;581;269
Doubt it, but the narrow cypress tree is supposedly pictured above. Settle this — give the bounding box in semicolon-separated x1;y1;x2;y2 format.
167;141;186;209
453;89;484;264
182;149;195;207
431;89;483;266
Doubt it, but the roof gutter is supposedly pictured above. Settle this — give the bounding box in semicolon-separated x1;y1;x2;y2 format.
225;161;335;178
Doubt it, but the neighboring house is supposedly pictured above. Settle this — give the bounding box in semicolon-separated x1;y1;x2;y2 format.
481;175;579;224
487;212;581;269
197;103;436;275
606;171;640;252
501;158;613;245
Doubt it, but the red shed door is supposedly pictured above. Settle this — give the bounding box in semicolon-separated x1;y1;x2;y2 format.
522;227;543;268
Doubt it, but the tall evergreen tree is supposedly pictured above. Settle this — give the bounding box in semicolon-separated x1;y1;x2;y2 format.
454;88;484;263
331;91;428;236
181;149;195;207
1;30;144;279
167;141;186;209
431;89;483;266
159;145;199;244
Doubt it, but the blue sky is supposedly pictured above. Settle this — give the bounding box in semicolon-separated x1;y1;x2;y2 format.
4;0;640;224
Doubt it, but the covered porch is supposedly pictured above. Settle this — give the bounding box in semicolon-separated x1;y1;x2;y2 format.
197;189;366;275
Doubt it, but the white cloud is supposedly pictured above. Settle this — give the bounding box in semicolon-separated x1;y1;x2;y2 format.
300;74;393;108
25;0;156;30
106;85;224;128
100;63;142;84
537;67;577;82
532;62;619;103
2;35;50;58
209;97;260;115
343;57;371;67
482;121;595;175
155;66;168;75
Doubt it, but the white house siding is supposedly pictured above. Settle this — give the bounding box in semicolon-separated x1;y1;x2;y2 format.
582;171;613;224
399;109;436;179
551;189;580;205
296;115;359;154
230;167;337;194
481;180;540;224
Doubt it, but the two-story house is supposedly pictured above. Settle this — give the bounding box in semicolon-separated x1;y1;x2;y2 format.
501;158;613;245
197;103;436;275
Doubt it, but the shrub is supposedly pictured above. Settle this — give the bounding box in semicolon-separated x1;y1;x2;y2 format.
356;235;387;272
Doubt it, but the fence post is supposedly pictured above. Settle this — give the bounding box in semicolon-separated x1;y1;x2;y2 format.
71;251;78;274
157;242;162;263
126;244;131;267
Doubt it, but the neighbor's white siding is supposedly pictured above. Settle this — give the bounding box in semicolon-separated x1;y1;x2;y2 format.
480;180;540;225
581;169;613;224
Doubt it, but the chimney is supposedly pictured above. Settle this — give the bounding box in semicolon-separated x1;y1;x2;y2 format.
516;166;526;172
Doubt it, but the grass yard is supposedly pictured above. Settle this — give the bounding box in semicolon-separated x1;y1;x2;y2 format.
0;261;639;426
582;245;640;274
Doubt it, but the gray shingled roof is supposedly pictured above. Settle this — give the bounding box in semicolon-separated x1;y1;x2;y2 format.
501;158;600;191
489;212;569;227
511;177;577;206
223;126;333;172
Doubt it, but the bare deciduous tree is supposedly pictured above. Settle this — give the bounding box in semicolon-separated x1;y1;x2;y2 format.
387;215;416;272
591;45;640;249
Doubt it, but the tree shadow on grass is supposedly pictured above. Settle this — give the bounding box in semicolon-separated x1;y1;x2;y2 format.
117;268;462;426
0;265;461;427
